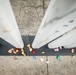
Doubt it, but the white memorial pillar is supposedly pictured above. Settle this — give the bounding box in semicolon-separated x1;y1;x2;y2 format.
0;0;24;48
48;29;76;48
32;0;76;48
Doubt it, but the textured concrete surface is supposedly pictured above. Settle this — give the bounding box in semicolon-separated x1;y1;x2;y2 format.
0;56;47;75
0;0;76;75
48;56;76;75
10;0;44;35
10;0;51;35
0;56;76;75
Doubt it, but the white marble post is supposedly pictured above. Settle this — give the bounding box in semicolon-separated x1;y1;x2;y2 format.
32;0;76;48
0;0;24;48
48;29;76;48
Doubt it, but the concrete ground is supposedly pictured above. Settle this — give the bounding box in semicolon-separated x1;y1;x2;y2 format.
0;0;76;75
0;56;76;75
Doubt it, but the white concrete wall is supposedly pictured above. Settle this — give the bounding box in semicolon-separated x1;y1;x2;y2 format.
32;0;76;48
0;0;24;48
48;29;76;48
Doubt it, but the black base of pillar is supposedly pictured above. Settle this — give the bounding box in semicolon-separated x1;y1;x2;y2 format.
0;36;75;56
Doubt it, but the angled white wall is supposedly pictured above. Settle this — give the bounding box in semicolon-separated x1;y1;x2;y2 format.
32;0;76;48
48;28;76;48
0;0;24;48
